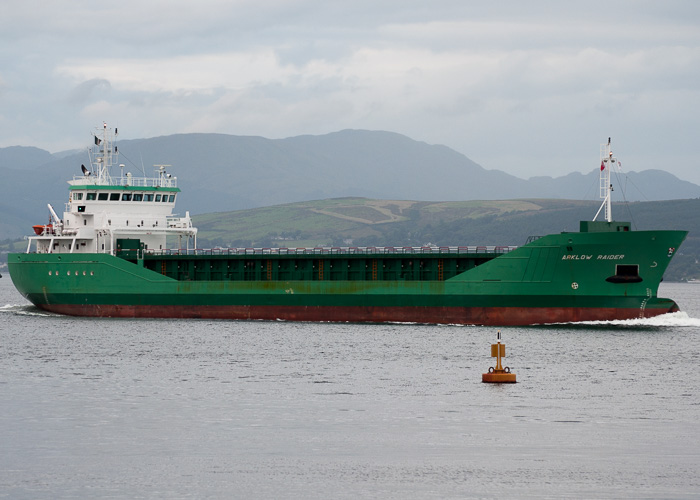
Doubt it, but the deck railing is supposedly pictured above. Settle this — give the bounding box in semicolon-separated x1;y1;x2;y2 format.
146;245;518;257
71;175;178;188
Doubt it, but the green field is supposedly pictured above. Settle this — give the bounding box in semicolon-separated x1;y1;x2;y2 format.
195;198;558;247
192;197;700;281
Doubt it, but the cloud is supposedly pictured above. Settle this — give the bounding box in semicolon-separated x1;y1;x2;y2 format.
57;51;293;93
67;78;112;105
1;1;699;185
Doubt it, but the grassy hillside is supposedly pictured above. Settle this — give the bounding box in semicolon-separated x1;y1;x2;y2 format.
195;197;595;247
194;197;700;281
195;198;548;247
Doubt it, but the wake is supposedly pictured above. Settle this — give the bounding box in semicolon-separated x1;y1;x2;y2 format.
555;312;700;328
0;304;56;317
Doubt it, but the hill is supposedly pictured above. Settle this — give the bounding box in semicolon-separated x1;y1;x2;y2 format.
2;130;700;238
193;197;700;282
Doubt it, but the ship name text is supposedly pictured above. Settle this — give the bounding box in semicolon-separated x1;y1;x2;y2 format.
562;254;625;261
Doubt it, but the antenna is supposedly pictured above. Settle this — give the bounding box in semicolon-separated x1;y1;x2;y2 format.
87;122;120;184
593;139;617;222
139;153;147;177
155;164;172;186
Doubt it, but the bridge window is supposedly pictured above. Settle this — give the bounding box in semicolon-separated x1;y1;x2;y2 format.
74;193;83;200
133;193;143;201
86;192;97;200
168;195;175;202
155;194;162;202
122;193;132;201
144;194;154;202
98;193;108;200
110;193;120;201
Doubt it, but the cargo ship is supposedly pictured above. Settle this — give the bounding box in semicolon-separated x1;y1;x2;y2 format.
8;126;687;325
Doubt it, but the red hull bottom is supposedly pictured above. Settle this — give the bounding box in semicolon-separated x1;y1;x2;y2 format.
37;304;679;326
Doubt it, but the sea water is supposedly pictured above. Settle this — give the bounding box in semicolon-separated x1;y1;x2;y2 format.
0;278;699;499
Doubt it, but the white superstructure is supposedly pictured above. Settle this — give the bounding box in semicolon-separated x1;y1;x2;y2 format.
27;123;197;254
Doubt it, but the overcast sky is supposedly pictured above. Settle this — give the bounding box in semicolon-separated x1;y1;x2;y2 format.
2;1;699;184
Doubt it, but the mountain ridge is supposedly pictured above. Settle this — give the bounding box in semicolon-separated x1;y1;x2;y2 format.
1;129;698;238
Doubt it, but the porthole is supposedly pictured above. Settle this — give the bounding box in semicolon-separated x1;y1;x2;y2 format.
90;271;94;276
48;271;52;276
83;271;86;276
67;271;70;276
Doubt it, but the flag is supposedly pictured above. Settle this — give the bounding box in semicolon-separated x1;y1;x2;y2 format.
600;160;605;171
95;136;101;146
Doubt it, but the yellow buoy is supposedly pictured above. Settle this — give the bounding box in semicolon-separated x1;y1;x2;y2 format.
482;330;516;383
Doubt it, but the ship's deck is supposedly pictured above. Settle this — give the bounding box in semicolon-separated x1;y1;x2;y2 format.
137;246;514;282
147;245;518;257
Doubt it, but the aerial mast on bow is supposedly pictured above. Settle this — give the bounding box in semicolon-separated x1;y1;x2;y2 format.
594;137;616;222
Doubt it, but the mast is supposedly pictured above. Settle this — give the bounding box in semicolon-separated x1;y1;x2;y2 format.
88;122;119;184
593;137;617;222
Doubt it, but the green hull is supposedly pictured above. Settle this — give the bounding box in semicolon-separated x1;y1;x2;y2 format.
8;224;687;325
